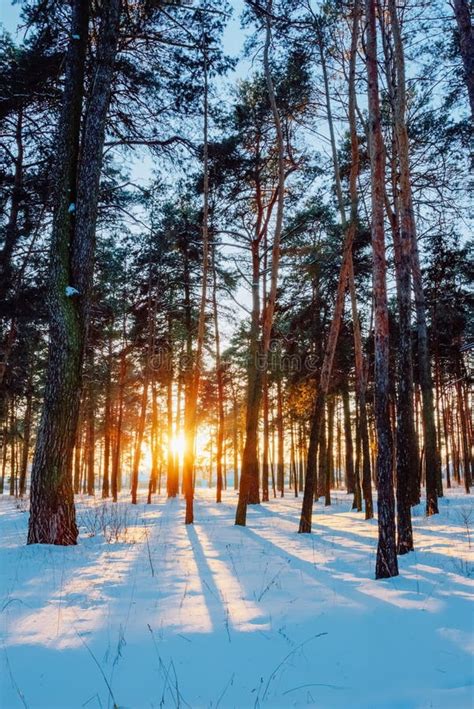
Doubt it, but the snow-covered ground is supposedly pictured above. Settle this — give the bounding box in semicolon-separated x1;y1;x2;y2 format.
0;489;473;709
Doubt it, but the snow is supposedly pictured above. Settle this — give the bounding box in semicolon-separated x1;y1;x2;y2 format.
0;490;473;708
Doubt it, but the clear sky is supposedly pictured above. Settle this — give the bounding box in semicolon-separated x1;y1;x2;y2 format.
0;1;247;57
0;2;21;34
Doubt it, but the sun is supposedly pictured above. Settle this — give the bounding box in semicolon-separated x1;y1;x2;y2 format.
170;433;185;457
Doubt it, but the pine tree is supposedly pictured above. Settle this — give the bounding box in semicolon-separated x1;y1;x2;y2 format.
365;0;398;579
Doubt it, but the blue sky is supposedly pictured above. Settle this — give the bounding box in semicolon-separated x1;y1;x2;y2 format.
0;1;22;35
0;0;247;59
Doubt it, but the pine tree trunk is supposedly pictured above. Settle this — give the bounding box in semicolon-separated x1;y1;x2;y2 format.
290;419;298;497
453;0;474;119
9;399;16;496
232;384;239;490
166;320;177;497
325;397;335;506
112;345;126;503
276;377;284;497
212;246;225;503
299;8;365;532
366;0;398;579
262;372;270;502
442;387;451;488
411;202;440;513
298;424;305;493
261;231;270;504
346;1;372;518
28;0;121;544
387;0;427;546
19;384;32;497
0;427;7;494
86;379;95;496
131;371;149;504
73;415;82;495
236;1;284;526
27;0;89;544
148;380;159;504
353;400;363;511
102;333;112;498
317;405;327;499
456;359;472;493
342;380;355;496
0;107;23;302
182;39;211;525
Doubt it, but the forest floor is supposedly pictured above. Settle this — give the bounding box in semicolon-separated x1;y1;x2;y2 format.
0;488;473;709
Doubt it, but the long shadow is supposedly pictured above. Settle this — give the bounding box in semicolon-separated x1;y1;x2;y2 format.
185;525;229;636
247;502;472;571
250;501;367;530
2;497;182;654
195;498;472;597
236;521;474;615
206;501;460;578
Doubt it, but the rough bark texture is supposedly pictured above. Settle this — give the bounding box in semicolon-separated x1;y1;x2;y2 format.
366;0;399;579
28;0;122;544
387;0;416;553
453;0;474;119
27;0;89;545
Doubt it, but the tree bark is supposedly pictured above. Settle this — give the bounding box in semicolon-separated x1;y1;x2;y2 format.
299;12;363;531
346;0;373;519
27;0;89;544
28;0;122;544
131;370;149;504
19;382;32;497
182;37;210;525
325;397;335;506
453;0;474;120
86;375;95;496
366;0;398;579
387;0;416;553
276;376;284;497
236;1;285;525
342;379;355;496
147;380;159;504
102;333;112;498
212;244;225;503
112;338;127;503
0;107;23;302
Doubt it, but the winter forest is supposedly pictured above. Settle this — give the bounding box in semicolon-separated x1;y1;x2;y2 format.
0;0;473;707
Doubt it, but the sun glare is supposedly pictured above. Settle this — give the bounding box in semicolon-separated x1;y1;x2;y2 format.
170;433;186;457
